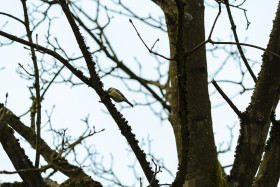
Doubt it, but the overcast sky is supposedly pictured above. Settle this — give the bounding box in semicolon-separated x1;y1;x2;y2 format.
0;1;279;186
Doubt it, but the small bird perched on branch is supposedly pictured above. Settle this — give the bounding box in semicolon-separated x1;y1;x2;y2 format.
107;87;133;107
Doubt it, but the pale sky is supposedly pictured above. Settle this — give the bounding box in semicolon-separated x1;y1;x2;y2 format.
0;1;279;186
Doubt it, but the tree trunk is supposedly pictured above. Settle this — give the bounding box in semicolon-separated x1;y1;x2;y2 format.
157;0;226;186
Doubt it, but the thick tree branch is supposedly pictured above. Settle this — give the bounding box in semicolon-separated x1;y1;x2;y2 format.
253;113;280;187
0;26;158;185
0;104;102;186
230;2;280;186
58;1;159;185
71;12;171;112
171;0;189;186
0;111;46;186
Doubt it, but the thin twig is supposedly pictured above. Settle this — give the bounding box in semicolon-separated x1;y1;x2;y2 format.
0;12;25;24
187;39;280;60
18;63;34;76
129;19;173;61
212;80;243;118
224;0;257;82
208;2;222;39
0;165;52;174
209;40;280;59
4;93;8;107
151;39;159;51
41;65;65;99
21;0;42;168
187;0;280;60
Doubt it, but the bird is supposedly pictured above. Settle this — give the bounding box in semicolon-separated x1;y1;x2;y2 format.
106;87;133;107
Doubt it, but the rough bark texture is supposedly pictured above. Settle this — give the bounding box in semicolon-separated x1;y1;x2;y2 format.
0;0;280;186
0;120;47;187
0;104;102;187
253;121;280;187
182;1;221;186
157;0;224;186
229;2;280;186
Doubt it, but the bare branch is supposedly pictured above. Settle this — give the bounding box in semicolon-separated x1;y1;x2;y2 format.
211;80;243;118
129;19;173;61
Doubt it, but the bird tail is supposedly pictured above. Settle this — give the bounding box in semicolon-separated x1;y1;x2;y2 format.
126;100;133;107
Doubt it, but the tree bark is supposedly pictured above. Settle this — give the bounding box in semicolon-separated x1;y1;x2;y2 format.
156;0;225;186
0;121;47;187
229;2;280;186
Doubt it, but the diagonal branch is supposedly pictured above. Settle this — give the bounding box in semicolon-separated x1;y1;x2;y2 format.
0;114;47;186
253;113;280;187
229;2;280;186
71;12;171;112
212;79;243;118
129;19;173;61
0;104;102;186
0;30;91;85
224;0;257;82
58;1;159;185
